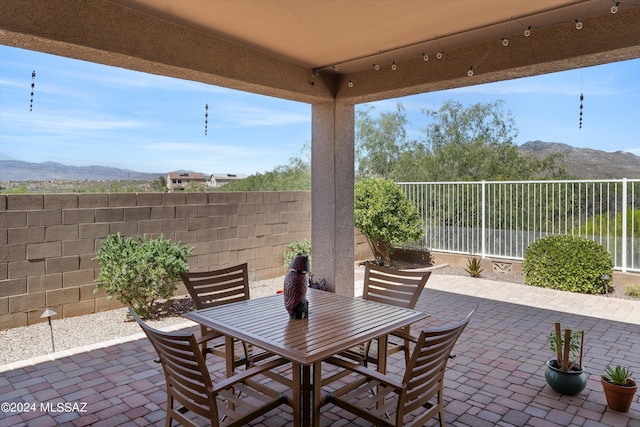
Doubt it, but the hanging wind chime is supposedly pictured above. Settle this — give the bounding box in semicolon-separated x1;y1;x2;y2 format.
29;70;36;111
204;103;208;136
579;93;584;129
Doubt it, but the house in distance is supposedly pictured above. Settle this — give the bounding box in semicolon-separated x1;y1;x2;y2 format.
166;172;207;191
166;171;247;191
207;173;248;188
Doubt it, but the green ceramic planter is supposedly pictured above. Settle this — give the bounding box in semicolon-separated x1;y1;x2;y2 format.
545;359;588;395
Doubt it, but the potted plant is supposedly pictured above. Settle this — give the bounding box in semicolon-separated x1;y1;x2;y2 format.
601;365;638;412
544;322;587;395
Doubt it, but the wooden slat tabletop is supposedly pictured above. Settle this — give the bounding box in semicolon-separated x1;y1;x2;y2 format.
184;288;429;365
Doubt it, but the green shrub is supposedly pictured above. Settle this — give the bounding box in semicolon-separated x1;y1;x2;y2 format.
523;235;613;294
354;178;424;266
93;234;192;317
284;239;311;270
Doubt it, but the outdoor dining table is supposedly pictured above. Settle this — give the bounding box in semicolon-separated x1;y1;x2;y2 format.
183;287;429;427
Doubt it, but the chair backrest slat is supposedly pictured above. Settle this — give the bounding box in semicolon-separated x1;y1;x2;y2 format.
363;264;431;309
399;305;478;418
130;305;286;427
181;263;250;309
129;308;218;425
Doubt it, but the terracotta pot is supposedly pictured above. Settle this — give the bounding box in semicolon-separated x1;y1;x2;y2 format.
601;377;638;413
544;359;587;396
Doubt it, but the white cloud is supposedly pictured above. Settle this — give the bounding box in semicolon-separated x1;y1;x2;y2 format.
144;141;271;156
1;108;148;132
450;67;627;97
210;103;310;128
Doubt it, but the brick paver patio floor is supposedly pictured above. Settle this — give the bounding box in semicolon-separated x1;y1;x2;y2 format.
1;274;639;426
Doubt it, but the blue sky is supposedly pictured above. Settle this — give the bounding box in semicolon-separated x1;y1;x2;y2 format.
1;45;638;175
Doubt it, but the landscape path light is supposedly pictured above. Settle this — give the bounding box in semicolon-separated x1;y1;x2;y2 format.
41;308;57;352
601;274;612;298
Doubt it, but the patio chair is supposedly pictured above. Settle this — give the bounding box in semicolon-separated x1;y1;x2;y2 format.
356;263;431;368
321;304;478;427
130;307;289;427
180;263;270;368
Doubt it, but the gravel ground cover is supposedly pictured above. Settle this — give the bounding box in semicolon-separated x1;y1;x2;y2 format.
0;279;282;365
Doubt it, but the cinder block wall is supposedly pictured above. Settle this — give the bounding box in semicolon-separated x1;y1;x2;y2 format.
0;191;372;329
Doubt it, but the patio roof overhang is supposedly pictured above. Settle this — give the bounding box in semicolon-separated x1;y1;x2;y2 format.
1;0;639;104
1;0;639;295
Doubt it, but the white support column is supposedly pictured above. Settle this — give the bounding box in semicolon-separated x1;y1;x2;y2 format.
311;101;355;296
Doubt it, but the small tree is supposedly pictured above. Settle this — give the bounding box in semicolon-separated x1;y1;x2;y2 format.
354;178;424;266
93;234;192;317
151;176;168;192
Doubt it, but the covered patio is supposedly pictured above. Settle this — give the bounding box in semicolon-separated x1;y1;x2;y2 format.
1;0;639;296
2;1;640;426
2;275;639;426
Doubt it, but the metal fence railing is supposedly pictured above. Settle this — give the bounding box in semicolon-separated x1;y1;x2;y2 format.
399;179;640;273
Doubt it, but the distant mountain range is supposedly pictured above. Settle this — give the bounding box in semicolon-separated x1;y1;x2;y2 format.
0;160;164;181
520;141;640;179
1;141;638;181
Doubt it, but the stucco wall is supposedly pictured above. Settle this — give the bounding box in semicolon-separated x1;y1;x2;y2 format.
0;192;371;329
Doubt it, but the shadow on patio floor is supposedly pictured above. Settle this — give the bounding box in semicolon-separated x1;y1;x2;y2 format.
1;274;639;426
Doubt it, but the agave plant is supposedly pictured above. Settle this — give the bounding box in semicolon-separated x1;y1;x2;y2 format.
603;365;634;386
464;256;484;278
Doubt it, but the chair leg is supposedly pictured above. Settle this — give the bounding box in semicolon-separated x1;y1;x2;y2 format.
363;340;373;368
438;390;445;427
241;341;251;368
202;346;213;358
403;339;411;366
200;326;210;357
165;397;173;427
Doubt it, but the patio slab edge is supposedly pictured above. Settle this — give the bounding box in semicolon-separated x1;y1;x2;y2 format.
427;275;640;325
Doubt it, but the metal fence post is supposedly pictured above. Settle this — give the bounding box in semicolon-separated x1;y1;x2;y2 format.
481;180;486;258
622;178;628;272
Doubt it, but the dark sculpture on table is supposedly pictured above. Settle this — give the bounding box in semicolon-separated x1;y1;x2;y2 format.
284;254;309;319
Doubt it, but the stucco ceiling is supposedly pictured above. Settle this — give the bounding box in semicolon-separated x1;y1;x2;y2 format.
1;0;639;103
110;0;624;73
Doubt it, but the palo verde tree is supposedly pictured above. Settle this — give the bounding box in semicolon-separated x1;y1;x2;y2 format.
355;103;414;179
356;99;567;182
354;177;424;266
418;99;566;181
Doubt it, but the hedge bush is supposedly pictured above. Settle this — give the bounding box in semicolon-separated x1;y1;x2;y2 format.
523;235;613;294
284;239;311;270
93;234;192;317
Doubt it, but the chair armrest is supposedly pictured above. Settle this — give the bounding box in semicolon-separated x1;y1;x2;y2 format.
212;357;290;393
196;331;223;346
389;329;418;343
324;356;404;390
